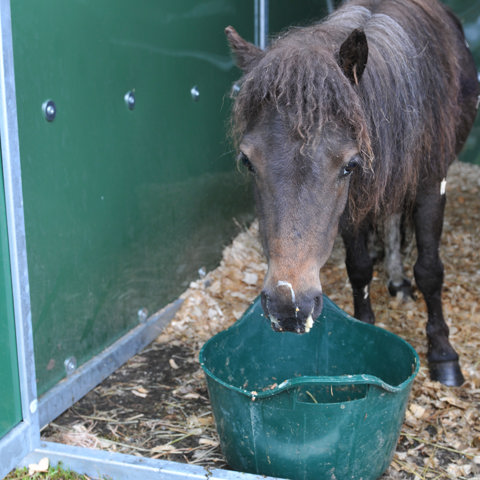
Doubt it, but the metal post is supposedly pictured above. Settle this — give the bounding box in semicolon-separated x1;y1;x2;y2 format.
255;0;269;49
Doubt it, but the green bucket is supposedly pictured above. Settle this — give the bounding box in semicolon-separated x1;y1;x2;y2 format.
200;295;419;480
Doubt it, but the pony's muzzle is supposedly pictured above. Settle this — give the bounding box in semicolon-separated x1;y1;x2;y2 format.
261;287;323;334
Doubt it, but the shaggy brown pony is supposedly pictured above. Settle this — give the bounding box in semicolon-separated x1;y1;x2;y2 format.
226;0;478;386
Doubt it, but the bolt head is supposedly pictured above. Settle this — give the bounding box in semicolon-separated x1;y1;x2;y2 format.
29;399;38;414
138;307;149;323
124;91;135;110
64;356;77;375
42;100;56;121
190;86;200;101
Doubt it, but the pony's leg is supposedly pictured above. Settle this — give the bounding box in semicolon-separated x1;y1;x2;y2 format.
342;221;375;324
413;184;464;386
384;213;414;299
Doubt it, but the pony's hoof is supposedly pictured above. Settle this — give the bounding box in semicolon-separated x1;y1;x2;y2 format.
388;279;415;300
429;360;465;387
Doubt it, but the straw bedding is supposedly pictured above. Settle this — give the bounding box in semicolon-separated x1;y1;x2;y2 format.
42;161;480;479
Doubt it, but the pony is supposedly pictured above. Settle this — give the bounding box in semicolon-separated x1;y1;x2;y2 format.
226;0;479;386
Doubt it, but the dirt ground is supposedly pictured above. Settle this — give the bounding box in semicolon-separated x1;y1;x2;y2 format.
42;161;480;479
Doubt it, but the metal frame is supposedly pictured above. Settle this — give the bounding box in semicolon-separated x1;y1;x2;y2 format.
0;0;40;475
21;442;279;480
0;1;279;478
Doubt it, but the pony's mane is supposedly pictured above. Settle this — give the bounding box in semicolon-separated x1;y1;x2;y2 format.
232;0;463;222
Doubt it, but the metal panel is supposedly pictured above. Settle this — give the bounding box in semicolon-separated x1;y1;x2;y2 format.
10;0;255;397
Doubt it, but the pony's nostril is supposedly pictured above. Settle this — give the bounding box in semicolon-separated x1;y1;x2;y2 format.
261;290;270;316
313;293;323;315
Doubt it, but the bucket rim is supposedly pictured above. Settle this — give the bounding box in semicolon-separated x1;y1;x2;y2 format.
199;295;420;400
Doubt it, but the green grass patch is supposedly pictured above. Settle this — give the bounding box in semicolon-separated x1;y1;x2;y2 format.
6;463;93;480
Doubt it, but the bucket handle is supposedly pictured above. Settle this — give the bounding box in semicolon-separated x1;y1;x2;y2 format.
289;374;401;392
248;373;406;400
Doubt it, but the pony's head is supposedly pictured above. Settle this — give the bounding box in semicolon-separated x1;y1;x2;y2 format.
226;26;372;333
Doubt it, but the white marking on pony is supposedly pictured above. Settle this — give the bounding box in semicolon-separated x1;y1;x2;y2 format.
304;315;314;333
363;285;369;300
440;178;447;196
277;280;296;305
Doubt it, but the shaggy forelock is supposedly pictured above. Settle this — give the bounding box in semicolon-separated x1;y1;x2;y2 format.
232;38;373;164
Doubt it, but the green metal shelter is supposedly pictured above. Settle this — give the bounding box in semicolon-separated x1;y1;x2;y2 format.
0;0;478;478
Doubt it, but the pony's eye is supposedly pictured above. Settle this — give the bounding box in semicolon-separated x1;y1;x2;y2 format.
341;156;360;177
239;152;255;173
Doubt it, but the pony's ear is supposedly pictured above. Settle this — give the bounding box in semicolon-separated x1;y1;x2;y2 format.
338;29;368;85
225;26;264;72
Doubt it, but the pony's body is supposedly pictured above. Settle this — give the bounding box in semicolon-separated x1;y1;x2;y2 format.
226;0;478;386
